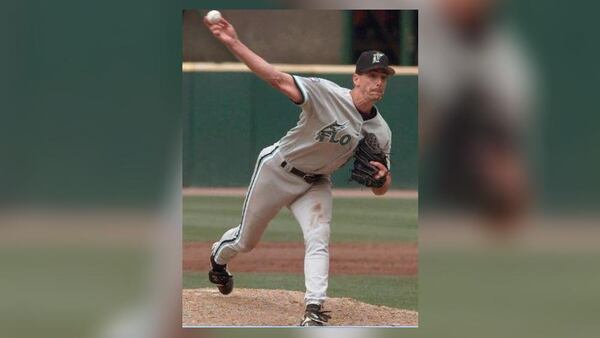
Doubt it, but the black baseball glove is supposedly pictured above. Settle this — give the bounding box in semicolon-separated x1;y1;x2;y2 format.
349;133;389;188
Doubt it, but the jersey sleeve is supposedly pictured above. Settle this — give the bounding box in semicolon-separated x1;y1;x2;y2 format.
291;76;332;110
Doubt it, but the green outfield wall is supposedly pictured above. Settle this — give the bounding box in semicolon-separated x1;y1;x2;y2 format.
183;71;418;189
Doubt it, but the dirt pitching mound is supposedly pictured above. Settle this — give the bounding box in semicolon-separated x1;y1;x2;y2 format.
183;288;418;327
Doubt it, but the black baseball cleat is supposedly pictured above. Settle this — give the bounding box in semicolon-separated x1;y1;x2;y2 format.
300;304;331;326
208;255;234;295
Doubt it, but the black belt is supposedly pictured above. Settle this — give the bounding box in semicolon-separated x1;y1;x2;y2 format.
281;161;323;184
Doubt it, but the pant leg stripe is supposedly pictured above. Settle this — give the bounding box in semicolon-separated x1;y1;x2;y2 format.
237;145;279;235
213;145;279;258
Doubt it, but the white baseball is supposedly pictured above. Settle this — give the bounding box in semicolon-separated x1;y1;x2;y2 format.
205;10;222;24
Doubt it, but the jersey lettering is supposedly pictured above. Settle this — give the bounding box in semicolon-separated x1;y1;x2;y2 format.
338;134;352;145
315;121;351;145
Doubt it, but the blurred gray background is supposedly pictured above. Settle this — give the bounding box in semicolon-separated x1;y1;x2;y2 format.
3;1;600;338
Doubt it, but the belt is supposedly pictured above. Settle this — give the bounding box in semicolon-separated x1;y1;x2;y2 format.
280;161;323;184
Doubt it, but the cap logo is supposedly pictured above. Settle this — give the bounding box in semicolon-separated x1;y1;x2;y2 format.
372;52;384;64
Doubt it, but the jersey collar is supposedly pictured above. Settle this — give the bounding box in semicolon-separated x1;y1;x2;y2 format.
348;90;379;121
355;105;378;121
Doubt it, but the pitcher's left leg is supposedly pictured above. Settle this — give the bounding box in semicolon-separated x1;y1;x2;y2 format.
289;179;332;306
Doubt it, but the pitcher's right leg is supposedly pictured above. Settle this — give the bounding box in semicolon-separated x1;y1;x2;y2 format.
211;144;282;265
208;144;279;294
208;144;305;294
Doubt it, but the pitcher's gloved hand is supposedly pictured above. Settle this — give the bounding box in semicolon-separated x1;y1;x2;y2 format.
349;133;389;188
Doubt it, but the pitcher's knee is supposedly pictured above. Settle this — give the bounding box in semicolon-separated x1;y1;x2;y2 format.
304;224;330;255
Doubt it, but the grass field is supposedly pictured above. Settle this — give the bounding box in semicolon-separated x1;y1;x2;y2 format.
183;195;418;243
183;194;418;310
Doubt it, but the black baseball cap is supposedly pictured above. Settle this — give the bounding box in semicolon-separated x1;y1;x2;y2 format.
355;51;396;76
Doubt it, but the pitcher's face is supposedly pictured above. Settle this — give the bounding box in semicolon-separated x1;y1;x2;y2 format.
354;70;389;102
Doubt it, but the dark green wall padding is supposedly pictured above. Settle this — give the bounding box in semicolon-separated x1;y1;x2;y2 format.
183;72;418;189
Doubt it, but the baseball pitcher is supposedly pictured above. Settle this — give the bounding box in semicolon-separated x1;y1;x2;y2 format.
204;14;394;326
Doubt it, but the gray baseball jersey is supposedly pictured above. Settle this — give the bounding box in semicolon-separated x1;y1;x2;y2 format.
211;75;393;306
279;76;392;174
